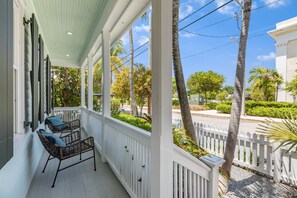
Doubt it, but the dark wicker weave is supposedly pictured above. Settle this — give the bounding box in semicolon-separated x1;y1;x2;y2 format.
45;116;80;134
37;129;96;188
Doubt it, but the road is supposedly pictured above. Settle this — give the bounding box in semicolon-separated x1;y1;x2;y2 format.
172;112;261;134
122;106;262;134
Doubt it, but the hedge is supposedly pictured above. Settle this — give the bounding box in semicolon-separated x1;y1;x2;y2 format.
216;101;297;118
206;102;218;110
112;113;152;131
216;103;231;114
246;107;297;118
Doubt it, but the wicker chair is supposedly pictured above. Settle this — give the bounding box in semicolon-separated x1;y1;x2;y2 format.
45;115;80;134
37;129;96;188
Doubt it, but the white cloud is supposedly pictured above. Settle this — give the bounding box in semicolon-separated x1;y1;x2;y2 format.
188;0;207;5
257;52;276;61
262;0;288;8
138;36;149;45
215;0;239;15
179;4;194;19
134;24;150;33
252;1;258;9
181;32;197;38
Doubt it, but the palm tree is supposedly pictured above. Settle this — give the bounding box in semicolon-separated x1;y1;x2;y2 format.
93;40;125;88
129;28;137;116
248;66;283;101
222;0;252;177
270;70;283;101
172;0;196;142
285;71;297;101
258;113;297;152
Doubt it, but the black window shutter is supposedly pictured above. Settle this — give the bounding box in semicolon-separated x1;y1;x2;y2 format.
0;0;13;168
39;36;44;122
30;14;39;131
46;55;52;114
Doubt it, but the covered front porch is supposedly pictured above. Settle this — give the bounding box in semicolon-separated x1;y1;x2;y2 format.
0;0;223;197
27;145;129;198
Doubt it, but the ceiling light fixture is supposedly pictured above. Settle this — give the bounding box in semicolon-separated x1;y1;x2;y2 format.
67;31;72;35
66;54;70;57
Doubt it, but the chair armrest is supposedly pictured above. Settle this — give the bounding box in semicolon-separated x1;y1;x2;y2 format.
60;137;94;159
65;119;80;130
60;130;81;145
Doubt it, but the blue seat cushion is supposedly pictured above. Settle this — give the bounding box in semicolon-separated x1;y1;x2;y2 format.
46;116;64;126
40;129;66;147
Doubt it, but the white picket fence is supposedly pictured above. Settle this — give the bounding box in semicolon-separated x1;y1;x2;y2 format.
173;119;297;187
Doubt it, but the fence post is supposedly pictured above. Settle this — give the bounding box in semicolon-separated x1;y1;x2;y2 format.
273;143;281;182
200;155;225;198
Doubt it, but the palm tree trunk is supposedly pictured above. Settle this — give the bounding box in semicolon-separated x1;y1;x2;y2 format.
172;0;196;142
129;28;137;116
147;12;152;115
222;0;252;177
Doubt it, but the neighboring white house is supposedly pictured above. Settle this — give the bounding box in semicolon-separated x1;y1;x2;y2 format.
268;16;297;102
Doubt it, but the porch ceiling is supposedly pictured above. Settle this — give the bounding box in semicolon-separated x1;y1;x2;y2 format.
32;0;110;67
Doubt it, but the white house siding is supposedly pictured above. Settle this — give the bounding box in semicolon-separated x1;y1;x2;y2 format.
0;0;45;197
269;17;297;102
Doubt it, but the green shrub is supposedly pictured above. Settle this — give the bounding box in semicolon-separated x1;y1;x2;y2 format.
173;129;209;158
216;103;231;114
246;107;297;118
172;99;180;106
112;113;152;131
245;101;297;109
111;99;121;115
216;101;297;118
206;102;217;110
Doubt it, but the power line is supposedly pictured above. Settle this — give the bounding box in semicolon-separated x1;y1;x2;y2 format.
192;0;284;32
179;0;234;31
118;0;216;62
182;33;266;59
182;29;239;38
179;0;216;23
112;0;282;72
119;41;149;62
112;47;149;72
182;24;274;39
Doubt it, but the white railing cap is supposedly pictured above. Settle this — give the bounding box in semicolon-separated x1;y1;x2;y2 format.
200;155;225;168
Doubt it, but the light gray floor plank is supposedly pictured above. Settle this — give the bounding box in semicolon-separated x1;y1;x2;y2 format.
27;150;130;198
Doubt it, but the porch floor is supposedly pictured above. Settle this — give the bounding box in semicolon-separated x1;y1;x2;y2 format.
27;149;130;198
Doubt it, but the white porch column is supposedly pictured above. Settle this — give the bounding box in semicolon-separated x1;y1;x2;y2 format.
87;54;93;110
81;66;86;107
101;30;111;162
151;0;173;197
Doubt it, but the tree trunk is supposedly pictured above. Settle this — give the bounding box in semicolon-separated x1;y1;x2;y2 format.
222;0;252;177
172;0;196;142
147;13;152;115
129;28;137;116
275;84;278;101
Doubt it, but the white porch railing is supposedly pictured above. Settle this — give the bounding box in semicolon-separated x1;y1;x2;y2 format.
53;107;81;122
54;107;224;197
173;119;297;187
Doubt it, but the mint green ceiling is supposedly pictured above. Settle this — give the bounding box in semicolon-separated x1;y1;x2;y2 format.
33;0;108;66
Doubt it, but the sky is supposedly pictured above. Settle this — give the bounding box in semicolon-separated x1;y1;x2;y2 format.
120;0;297;86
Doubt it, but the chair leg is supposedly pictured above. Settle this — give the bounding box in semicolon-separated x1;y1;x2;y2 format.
42;154;51;173
52;160;61;188
93;148;96;171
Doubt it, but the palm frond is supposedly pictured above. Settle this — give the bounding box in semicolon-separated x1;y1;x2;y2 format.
257;113;297;153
